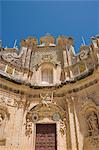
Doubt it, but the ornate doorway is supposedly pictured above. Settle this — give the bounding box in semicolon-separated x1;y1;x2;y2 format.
35;124;57;150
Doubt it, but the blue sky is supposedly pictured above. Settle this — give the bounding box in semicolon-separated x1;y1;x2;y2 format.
0;0;99;52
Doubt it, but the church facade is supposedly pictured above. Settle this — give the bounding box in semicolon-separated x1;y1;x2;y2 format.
0;35;99;150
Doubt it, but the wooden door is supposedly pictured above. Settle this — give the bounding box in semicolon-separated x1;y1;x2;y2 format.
35;124;57;150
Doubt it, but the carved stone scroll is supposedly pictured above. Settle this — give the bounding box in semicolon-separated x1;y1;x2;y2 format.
86;111;99;137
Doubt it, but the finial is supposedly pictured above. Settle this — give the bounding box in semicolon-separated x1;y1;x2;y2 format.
13;40;17;48
0;40;2;48
82;36;86;45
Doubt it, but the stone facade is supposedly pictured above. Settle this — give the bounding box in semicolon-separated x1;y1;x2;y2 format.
0;35;99;150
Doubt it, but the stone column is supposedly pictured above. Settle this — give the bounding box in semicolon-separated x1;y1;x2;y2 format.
11;107;24;150
70;70;74;78
53;67;57;84
4;64;8;73
20;110;30;150
72;97;83;150
5;107;17;150
12;68;15;76
21;47;28;67
67;99;77;150
63;50;68;67
56;65;61;84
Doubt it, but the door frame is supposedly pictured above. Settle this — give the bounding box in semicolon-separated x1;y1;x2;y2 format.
32;118;67;150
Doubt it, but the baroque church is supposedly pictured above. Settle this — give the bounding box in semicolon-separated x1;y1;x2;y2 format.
0;35;99;150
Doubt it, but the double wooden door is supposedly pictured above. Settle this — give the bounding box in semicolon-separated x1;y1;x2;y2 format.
35;124;57;150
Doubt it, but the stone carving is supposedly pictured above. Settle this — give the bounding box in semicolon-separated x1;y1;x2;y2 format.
14;98;25;108
40;93;53;107
52;113;61;121
2;51;23;63
0;95;25;108
79;50;89;60
41;54;53;62
85;110;99;148
25;98;66;138
60;118;66;136
32;113;39;122
86;111;99;137
25;118;32;137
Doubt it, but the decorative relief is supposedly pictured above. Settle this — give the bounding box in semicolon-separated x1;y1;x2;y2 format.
0;93;26;109
52;113;61;121
25;93;67;137
41;54;53;62
32;113;39;122
40;93;54;108
82;102;99;147
59;118;67;136
13;98;25;108
80;96;99;148
30;49;59;70
79;50;89;60
2;52;23;63
80;92;97;112
86;111;99;137
85;110;99;147
24;118;32;137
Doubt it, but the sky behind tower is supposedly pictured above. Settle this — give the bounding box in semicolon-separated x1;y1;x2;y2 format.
0;0;99;52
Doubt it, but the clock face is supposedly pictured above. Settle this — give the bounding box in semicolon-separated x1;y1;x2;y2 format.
52;113;61;121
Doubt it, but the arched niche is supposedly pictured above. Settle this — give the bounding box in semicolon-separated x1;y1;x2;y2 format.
37;62;58;85
41;63;53;85
81;101;99;149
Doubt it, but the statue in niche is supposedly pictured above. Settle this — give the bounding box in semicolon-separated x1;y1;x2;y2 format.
86;111;99;136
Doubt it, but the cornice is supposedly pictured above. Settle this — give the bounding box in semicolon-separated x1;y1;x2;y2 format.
0;71;98;98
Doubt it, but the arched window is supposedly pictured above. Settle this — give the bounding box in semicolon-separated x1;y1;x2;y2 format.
41;65;53;85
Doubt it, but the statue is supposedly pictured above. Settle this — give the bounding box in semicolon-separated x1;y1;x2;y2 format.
86;111;99;136
40;93;53;106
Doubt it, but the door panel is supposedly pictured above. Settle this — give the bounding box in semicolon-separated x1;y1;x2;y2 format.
35;124;57;150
